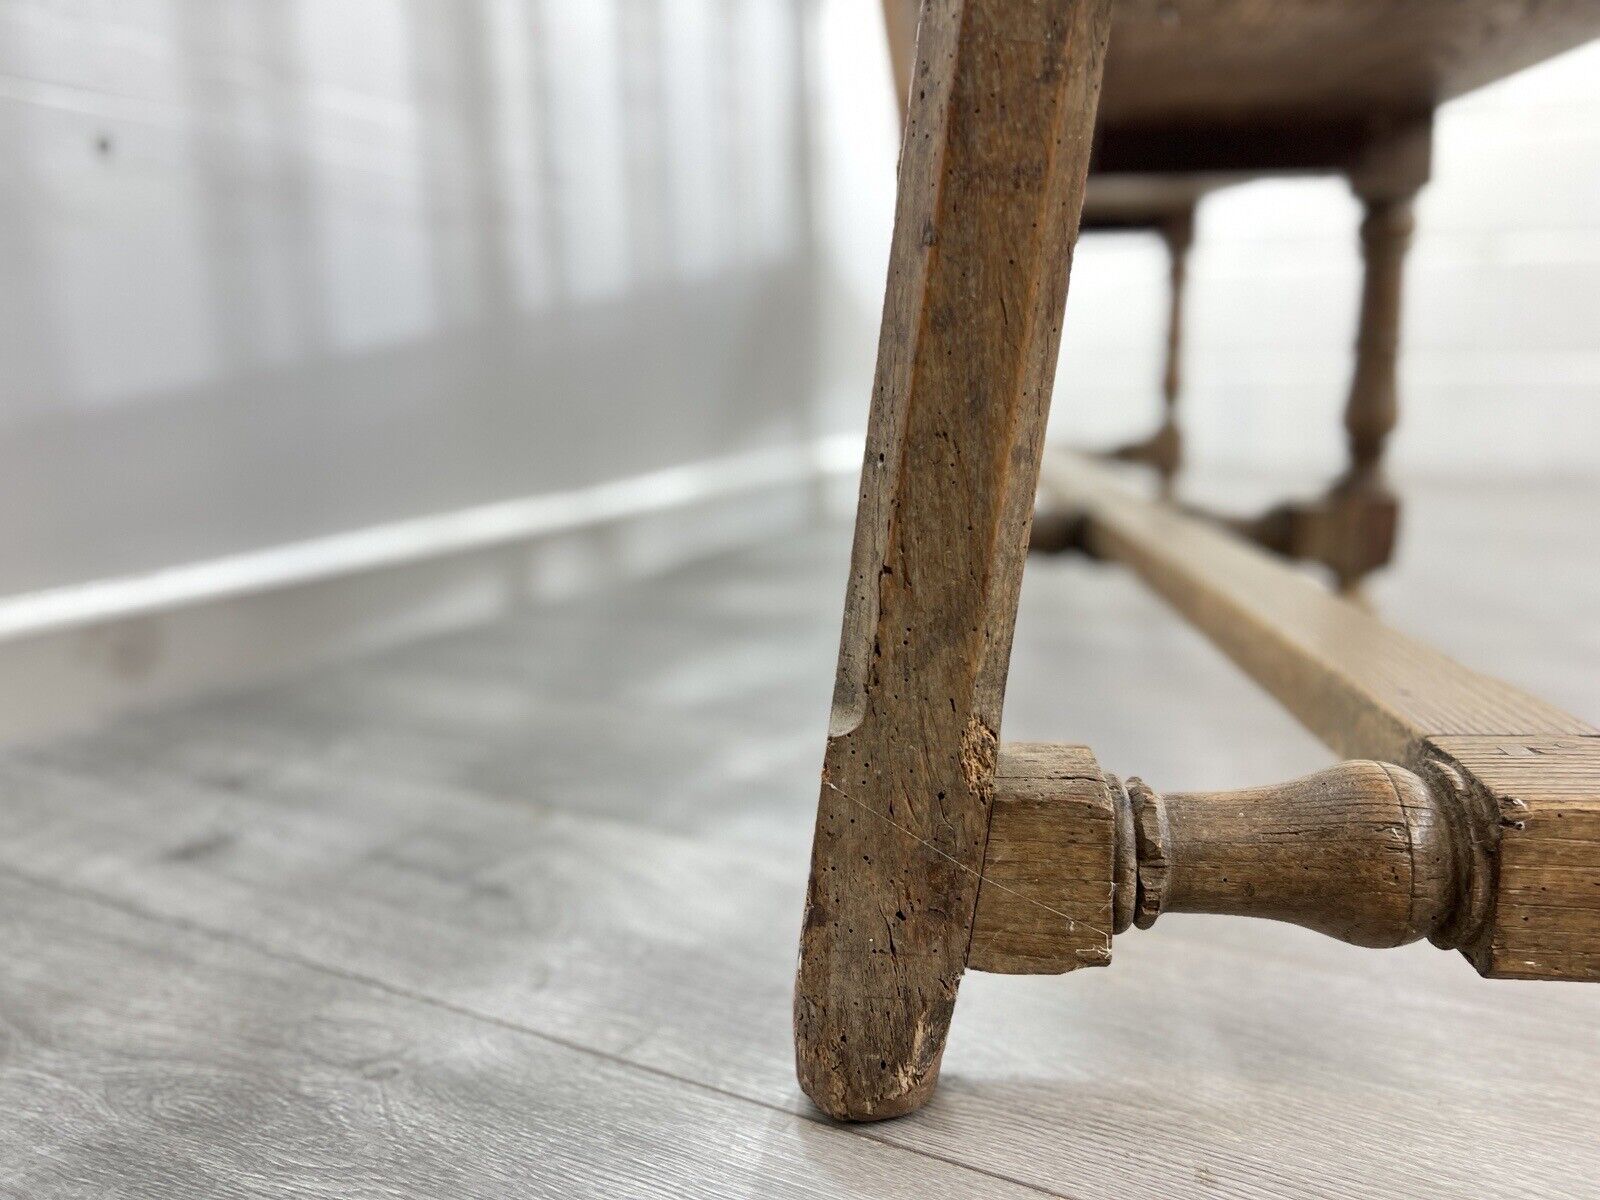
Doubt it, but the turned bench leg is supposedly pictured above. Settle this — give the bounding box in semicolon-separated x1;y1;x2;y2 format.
1178;164;1425;593
1108;206;1194;495
1281;181;1419;593
1341;186;1415;497
1157;209;1195;490
1271;182;1417;593
795;0;1113;1122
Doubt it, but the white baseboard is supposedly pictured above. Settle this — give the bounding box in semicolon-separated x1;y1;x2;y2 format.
0;435;862;745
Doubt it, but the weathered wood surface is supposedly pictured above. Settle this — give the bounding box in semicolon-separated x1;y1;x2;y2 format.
1143;760;1455;948
1043;450;1600;978
885;1;1600;131
2;508;1598;1197
973;753;1505;966
886;2;1600;178
969;743;1119;974
797;0;1113;1121
1092;0;1600;178
1041;450;1597;765
1097;2;1600;130
1428;735;1600;981
881;0;1214;229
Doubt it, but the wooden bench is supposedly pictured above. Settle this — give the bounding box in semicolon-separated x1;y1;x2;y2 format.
884;0;1582;588
797;0;1600;1122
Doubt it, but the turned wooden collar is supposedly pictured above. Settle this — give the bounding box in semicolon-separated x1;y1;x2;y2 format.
1111;759;1493;949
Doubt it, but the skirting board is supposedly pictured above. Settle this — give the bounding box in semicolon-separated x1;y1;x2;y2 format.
0;435;861;744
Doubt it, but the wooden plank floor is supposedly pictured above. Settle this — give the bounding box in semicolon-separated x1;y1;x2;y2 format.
1;474;1597;1198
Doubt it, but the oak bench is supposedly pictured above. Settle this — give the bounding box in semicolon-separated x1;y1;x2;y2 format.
798;0;1600;1122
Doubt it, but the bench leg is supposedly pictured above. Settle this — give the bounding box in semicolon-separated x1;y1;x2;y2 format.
1342;186;1415;497
1251;183;1417;593
794;0;1113;1122
1108;206;1194;495
1155;177;1421;592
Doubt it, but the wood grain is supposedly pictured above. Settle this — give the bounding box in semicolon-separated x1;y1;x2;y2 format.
885;3;1600;189
796;0;1113;1121
1041;450;1600;978
975;754;1475;961
884;1;1600;136
1040;449;1597;765
1134;759;1459;949
1428;735;1600;981
969;743;1119;974
1097;2;1600;132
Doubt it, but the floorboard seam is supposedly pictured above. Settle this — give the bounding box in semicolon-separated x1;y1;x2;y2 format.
0;860;1078;1200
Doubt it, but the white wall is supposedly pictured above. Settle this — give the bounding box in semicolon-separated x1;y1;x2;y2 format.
0;0;825;739
811;3;1600;484
0;0;817;598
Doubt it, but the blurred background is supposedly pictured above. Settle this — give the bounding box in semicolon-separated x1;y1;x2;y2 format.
2;0;1597;740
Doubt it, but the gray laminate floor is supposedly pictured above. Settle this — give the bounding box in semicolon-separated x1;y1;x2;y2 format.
1;474;1597;1198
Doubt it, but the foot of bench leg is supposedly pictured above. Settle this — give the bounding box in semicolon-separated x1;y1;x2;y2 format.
1227;478;1399;594
794;0;1113;1122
